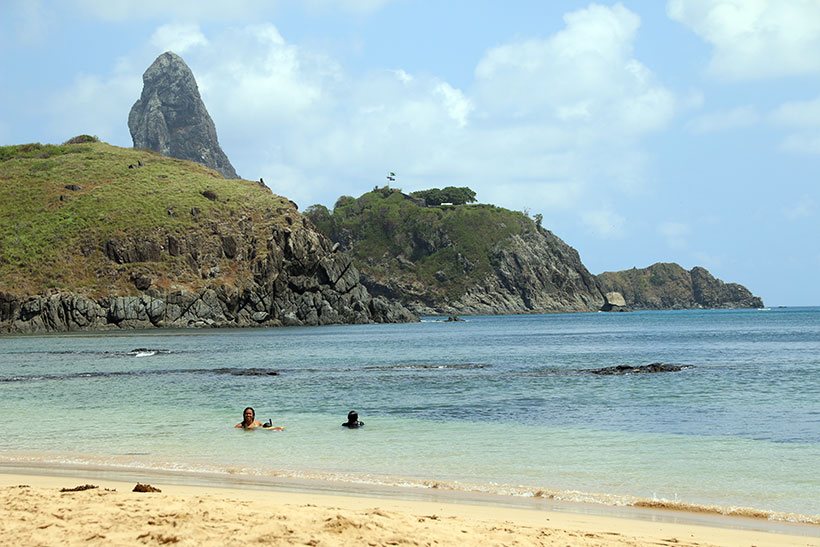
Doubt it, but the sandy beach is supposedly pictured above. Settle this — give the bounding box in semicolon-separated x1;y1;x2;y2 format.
1;472;818;546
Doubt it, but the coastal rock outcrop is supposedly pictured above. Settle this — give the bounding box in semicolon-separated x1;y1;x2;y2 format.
0;141;415;333
128;51;239;179
601;291;629;312
0;225;415;333
306;187;606;315
597;263;763;309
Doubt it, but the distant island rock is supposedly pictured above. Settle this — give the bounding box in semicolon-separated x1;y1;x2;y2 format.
0;140;414;333
128;51;239;179
597;263;763;310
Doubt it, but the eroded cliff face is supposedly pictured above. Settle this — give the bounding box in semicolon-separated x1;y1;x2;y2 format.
597;263;763;309
358;228;605;315
128;52;239;179
0;142;414;333
0;221;415;333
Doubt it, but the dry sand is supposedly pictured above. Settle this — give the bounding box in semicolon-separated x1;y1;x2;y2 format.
1;473;818;546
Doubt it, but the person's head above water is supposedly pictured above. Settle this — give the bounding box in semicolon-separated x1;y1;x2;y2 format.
238;406;258;428
343;410;363;428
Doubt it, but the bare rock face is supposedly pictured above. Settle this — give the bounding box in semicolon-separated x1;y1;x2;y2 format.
128;51;239;179
597;263;763;309
601;291;629;312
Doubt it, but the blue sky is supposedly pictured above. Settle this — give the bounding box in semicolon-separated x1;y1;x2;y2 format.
2;1;819;306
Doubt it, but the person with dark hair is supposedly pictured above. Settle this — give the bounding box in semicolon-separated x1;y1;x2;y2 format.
342;410;364;428
235;407;284;430
236;407;262;429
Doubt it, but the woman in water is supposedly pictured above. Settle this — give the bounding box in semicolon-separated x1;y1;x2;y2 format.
235;407;285;430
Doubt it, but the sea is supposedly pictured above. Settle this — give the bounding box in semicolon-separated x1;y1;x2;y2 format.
1;307;818;522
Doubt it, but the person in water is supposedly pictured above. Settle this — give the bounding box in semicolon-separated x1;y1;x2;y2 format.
342;410;364;428
236;407;284;430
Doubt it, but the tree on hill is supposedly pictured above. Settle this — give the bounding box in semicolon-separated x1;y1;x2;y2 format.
410;186;477;206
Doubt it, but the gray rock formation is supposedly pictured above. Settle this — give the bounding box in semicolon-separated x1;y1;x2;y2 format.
0;225;416;333
362;228;605;315
597;263;763;309
601;291;629;312
128;51;239;179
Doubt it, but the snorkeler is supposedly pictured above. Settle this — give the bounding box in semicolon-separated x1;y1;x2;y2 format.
235;407;284;430
342;410;364;428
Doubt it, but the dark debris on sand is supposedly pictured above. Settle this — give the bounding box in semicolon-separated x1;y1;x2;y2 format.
132;483;162;493
60;484;99;492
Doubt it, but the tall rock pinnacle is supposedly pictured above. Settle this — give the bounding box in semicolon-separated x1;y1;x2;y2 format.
128;51;239;179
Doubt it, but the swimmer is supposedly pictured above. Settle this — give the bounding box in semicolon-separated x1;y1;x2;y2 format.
235;407;285;431
342;410;364;428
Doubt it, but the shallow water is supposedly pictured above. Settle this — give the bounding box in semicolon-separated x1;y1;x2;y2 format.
1;308;818;518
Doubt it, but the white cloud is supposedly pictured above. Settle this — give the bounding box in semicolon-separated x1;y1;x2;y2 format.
9;0;55;45
770;96;820;155
667;0;820;80
783;197;815;220
72;0;392;21
771;96;820;127
49;59;141;144
433;83;473;128
302;0;393;15
686;105;759;133
150;23;208;54
658;221;691;249
582;208;626;239
73;0;273;21
49;4;680;226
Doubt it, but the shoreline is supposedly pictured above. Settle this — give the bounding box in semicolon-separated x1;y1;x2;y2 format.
2;469;818;547
2;457;818;527
2;464;818;542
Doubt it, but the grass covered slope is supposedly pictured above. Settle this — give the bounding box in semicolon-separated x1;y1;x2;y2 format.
0;138;295;297
0;138;415;331
306;187;603;314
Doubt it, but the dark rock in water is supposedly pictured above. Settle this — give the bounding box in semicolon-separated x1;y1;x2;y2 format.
213;368;279;376
445;315;463;322
587;363;691;375
128;51;239;179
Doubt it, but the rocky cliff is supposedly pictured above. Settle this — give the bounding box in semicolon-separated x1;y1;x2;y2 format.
306;188;605;314
597;263;763;309
0;140;414;333
128;52;239;179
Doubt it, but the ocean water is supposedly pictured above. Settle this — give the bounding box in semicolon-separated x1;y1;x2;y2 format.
1;308;818;520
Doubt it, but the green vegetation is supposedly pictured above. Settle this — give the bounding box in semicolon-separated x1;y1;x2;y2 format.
306;186;538;300
410;186;477;206
0;140;295;296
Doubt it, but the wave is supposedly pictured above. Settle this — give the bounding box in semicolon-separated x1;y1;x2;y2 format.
363;363;489;371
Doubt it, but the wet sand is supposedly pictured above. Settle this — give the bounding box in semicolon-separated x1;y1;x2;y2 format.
1;471;818;546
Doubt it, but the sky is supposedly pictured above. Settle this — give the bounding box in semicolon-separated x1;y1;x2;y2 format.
2;1;819;306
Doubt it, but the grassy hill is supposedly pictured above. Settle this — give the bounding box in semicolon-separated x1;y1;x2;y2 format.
307;187;538;302
305;187;605;314
0;137;296;297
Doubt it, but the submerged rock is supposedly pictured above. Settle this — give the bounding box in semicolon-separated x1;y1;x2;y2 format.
587;363;691;375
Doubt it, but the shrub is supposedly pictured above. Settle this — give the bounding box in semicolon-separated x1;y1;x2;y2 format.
63;135;100;145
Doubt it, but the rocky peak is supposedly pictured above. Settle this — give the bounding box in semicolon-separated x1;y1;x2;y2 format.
128;51;239;179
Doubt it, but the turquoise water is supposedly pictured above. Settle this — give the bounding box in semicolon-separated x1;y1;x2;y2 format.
1;308;818;518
